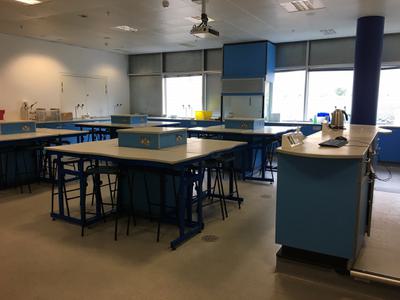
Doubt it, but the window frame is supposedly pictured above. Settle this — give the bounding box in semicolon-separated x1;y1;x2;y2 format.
162;73;205;117
376;66;400;125
270;69;308;122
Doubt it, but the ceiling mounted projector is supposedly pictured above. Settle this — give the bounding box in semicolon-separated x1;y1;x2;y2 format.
190;0;219;38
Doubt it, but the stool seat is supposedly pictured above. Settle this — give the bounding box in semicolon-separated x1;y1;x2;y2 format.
85;165;119;176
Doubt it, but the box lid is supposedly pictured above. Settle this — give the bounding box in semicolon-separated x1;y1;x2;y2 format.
117;127;187;135
0;120;36;125
111;114;148;117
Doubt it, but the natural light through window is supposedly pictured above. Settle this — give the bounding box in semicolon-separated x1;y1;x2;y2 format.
307;71;354;121
271;71;305;121
378;69;400;125
164;76;203;118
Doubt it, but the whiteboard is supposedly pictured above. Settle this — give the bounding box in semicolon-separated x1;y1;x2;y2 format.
61;75;109;118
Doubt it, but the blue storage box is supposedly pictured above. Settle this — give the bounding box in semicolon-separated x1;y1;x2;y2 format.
118;127;187;149
0;121;36;135
225;118;264;130
111;114;148;124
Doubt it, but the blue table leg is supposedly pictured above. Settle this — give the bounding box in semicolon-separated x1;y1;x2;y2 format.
79;159;87;236
57;154;65;217
170;171;202;250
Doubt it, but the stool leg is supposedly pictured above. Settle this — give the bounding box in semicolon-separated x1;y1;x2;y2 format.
114;178;122;241
157;175;166;242
217;168;228;219
50;161;56;216
22;151;32;194
79;161;87;237
144;174;153;222
126;172;136;236
233;169;241;209
210;169;218;203
215;169;225;220
92;172;106;222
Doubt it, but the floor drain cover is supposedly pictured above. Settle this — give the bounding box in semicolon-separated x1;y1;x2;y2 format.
202;235;219;242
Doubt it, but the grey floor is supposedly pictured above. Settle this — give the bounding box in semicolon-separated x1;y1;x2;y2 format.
0;177;399;299
354;164;400;280
375;164;400;194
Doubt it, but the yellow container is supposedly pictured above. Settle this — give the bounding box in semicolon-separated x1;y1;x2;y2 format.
195;110;212;120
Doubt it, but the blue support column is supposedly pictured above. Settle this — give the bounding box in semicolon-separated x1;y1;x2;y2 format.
351;16;385;125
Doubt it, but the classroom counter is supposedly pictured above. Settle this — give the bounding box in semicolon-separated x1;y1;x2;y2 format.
277;125;390;159
275;124;392;269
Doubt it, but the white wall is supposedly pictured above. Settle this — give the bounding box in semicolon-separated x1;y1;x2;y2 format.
0;33;129;120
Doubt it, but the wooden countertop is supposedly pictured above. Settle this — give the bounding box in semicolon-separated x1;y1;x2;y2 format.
277;125;391;159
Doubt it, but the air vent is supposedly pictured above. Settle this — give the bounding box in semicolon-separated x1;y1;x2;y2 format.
320;29;336;35
280;0;325;13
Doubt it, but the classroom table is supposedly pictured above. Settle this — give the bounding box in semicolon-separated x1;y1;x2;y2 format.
0;128;88;145
188;125;296;182
0;128;89;189
75;121;180;140
45;138;246;249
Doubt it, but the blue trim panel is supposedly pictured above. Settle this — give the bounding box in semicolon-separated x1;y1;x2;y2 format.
223;41;268;79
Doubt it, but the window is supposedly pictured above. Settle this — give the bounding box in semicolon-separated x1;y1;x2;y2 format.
164;76;203;118
271;71;306;121
378;69;400;125
307;70;354;121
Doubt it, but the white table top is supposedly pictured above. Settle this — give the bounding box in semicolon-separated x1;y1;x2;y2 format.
189;125;296;136
277;125;391;159
45;138;246;165
75;121;180;129
0;128;88;143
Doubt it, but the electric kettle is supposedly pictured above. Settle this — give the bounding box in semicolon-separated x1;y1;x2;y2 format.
330;108;348;129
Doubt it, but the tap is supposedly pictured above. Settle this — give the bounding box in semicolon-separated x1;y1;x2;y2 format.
74;104;81;119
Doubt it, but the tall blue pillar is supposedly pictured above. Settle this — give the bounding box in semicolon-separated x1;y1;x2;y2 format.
351;16;385;125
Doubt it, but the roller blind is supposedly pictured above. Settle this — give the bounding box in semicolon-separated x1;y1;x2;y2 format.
129;54;162;75
163;50;203;73
206;74;222;114
130;76;163;116
276;42;307;69
205;48;222;71
383;34;400;63
309;37;355;67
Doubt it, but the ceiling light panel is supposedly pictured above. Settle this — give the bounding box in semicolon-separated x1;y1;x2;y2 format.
280;0;325;13
15;0;42;5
